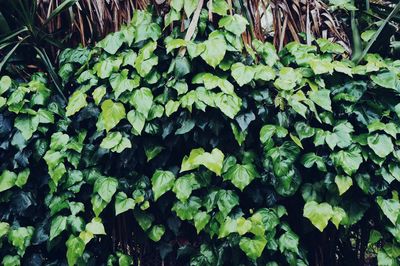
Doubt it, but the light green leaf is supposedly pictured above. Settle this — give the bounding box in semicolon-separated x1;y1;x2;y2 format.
151;170;175;200
218;14;248;36
377;196;400;225
115;192;135;215
367;134;394;158
127;110;145;135
50;215;67;240
223;163;258;191
236;217;252;235
0;170;17;192
274;67;302;90
334;175;353;195
148;225;165;242
14;115;39;140
181;148;225;176
165;38;187;54
308;89;332;112
173;174;196;201
110;69;139;98
214;92;242;119
194;212;210;234
97;32;124;54
100;99;126;132
231;63;255;86
239;236;267;260
0;76;11;95
201;34;226;68
86;217;106;235
303;201;333;232
184;0;198;17
254;65;276;81
172;196;202;220
66;236;85;266
165;100;180;117
94;177;118;203
130;87;153;118
100;132;123;150
331;147;363;176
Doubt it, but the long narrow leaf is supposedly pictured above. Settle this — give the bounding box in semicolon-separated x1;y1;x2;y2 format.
34;47;67;102
0;27;28;44
0;37;27;72
44;0;79;25
356;1;400;64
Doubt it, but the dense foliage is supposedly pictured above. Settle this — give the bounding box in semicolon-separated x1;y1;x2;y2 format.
1;6;400;266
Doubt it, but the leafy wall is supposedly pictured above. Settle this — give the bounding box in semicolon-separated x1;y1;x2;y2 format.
1;7;400;266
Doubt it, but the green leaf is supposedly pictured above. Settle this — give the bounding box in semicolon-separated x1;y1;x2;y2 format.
218;15;248;36
239;236;267;260
127;110;145;135
50;215;67;240
217;190;239;216
66;236;85;266
331;207;346;229
94;57;122;79
172;196;202;220
134;41;158;77
2;255;19;266
300;153;326;172
135;23;161;44
151;170;175;200
171;0;183;11
86;217;106;235
214;93;242;119
235;217;251;236
367;134;394;158
334;175;353;195
278;230;299;254
14;115;39;140
130;87;153;118
94;177;118;203
110;69;139;99
316;38;346;54
0;170;17;192
194;212;210;234
309;59;334;75
99;99;126;132
0;76;11;95
274;67;302;91
371;71;398;90
134;210;154;231
165;38;187;54
211;0;229;15
253;65;276;81
165;100;180;117
308;89;332;112
223;163;258;191
231;63;255;86
173;174;196;201
184;0;198;17
115;192;135;215
100;132;123;149
201;34;226;68
377;196;400;225
303;201;333;232
96;32;124;54
181;148;225;176
331;147;363;176
148;225;165;242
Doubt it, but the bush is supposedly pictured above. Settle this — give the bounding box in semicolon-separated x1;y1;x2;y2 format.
1;8;400;266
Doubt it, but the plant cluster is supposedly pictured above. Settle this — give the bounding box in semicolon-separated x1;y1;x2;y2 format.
1;5;400;266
